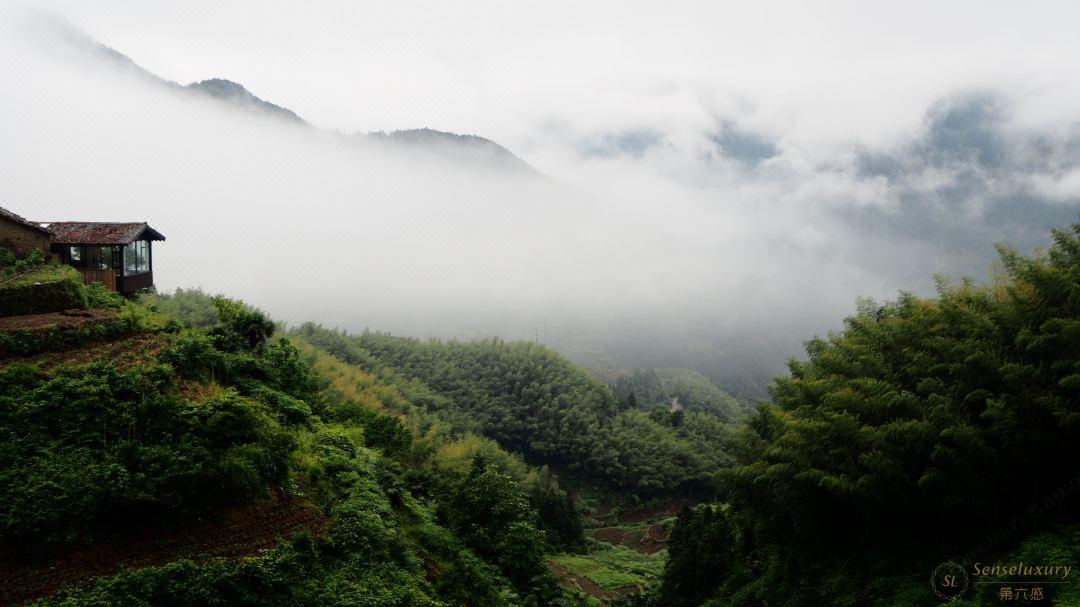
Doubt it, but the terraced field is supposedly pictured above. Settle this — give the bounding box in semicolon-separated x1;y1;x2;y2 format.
550;503;680;605
0;331;165;371
0;488;326;605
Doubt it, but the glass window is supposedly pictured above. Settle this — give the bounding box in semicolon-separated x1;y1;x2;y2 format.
124;241;150;274
96;246;112;270
124;242;137;274
69;246;81;262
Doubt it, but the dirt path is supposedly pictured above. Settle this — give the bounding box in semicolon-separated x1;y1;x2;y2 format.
0;489;328;606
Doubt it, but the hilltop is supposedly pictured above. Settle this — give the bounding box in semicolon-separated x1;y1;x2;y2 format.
0;290;559;605
4;223;1080;605
53;19;543;179
0;255;725;605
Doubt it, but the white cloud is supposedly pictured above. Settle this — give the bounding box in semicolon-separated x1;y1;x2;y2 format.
3;3;1080;394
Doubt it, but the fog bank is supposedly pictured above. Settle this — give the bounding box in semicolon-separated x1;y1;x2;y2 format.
4;7;1080;396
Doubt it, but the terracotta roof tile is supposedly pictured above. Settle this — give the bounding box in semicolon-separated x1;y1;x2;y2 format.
43;222;166;245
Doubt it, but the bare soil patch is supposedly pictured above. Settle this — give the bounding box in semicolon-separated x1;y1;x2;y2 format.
0;333;166;372
0;309;117;332
617;499;690;524
590;523;670;554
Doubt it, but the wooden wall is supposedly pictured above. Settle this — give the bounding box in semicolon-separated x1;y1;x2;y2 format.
77;269;117;291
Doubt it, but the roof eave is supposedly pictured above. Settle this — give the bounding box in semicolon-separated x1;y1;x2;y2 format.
138;225;167;242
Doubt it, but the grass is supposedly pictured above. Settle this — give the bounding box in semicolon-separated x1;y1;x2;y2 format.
553;554;644;591
1;264;75;287
588;545;667;578
552;502;674;599
290;336;406;414
0;265;87;317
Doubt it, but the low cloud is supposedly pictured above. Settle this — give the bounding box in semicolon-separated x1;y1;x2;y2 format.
3;10;1080;397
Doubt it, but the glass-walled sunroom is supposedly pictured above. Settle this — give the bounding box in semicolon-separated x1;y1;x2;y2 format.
123;240;150;275
63;241;150;275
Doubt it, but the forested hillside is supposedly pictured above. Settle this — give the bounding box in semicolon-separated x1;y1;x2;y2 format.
645;222;1080;606
294;326;735;495
609;367;745;421
0;290;605;605
7;221;1080;605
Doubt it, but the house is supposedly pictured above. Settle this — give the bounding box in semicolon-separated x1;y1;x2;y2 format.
0;206;52;257
0;205;164;295
43;222;166;295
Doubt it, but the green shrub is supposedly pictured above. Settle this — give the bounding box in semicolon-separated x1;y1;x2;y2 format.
5;293;569;606
443;457;550;593
25;248;46;266
209;296;275;352
143;288;220;328
159;330;224;380
0;366;294;544
86;282;126;309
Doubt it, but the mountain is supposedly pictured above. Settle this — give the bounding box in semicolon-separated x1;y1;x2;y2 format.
185;78;304;123
56;18;541;177
368;128;539;175
0;277;696;604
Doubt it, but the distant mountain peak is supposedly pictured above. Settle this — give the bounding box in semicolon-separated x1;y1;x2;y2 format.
50;19;541;176
368;128;539;176
185;78;304;123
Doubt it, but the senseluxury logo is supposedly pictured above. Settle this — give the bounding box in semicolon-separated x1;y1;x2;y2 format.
931;562;969;601
932;560;1073;602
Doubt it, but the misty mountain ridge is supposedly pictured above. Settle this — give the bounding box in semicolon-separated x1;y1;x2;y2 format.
182;78;534;174
17;11;1080;404
55;18;540;177
184;78;304;124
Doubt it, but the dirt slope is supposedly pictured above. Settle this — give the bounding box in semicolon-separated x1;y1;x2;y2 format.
0;489;327;606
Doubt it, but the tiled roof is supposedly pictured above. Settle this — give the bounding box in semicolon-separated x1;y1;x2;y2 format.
0;206;51;235
43;222;166;245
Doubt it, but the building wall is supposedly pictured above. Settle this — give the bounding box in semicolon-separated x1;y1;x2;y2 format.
0;217;50;257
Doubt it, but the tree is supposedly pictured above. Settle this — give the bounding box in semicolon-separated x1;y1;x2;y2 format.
445;457;549;591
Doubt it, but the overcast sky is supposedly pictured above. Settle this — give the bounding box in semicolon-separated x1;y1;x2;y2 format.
3;2;1080;393
21;1;1080;155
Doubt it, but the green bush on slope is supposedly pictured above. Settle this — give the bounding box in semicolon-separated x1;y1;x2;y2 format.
7;293;573;606
295;325;735;494
650;223;1080;606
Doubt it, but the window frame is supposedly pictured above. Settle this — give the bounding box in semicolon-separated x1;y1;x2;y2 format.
123;241;151;276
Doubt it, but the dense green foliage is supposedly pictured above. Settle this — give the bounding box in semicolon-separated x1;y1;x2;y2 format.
145;287;221;328
0;305;161;357
650;223;1080;606
13;221;1080;605
441;456;549;591
0;298;307;547
0;246;46;273
296;325;735;494
0;363;294;544
3;293;598;605
612;368;744;421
